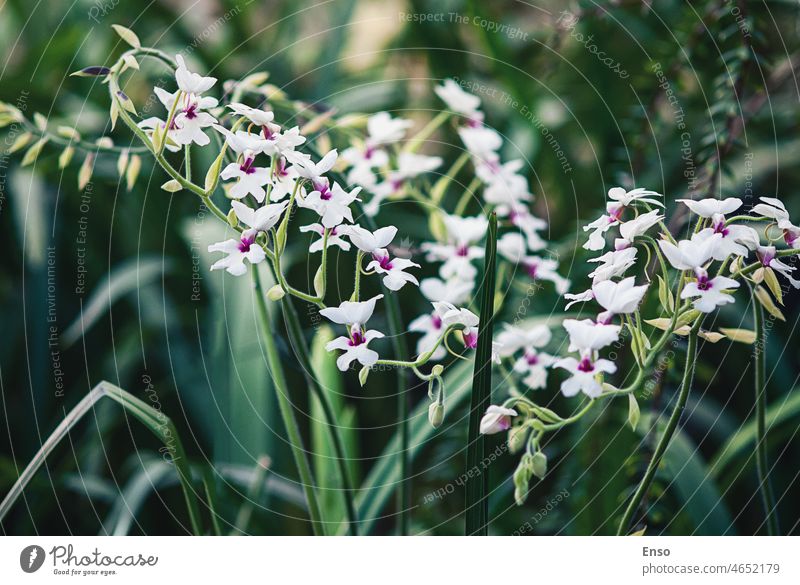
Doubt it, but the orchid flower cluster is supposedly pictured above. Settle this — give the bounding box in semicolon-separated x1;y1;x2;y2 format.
479;188;800;506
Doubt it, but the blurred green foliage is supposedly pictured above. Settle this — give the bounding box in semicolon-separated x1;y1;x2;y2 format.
1;0;799;535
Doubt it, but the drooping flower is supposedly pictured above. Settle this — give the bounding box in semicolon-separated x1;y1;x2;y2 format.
299;223;351;253
366;248;420;291
298;182;361;228
680;268;739;312
555;354;617;398
268;157;303;202
562;318;621;352
676;196;742;218
751;197;800;248
479;405;517;435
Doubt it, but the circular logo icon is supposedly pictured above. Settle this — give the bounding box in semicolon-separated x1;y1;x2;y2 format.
19;545;46;573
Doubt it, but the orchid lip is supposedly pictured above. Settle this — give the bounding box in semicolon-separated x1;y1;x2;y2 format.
577;357;594;373
238;235;255;253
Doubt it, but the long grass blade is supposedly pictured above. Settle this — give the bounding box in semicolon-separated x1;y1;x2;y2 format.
465;212;498;536
0;381;203;534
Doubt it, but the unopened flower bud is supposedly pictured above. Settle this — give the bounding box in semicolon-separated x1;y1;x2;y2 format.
227;208;238;228
513;456;533;506
507;425;529;454
431;364;444;377
531;451;548;479
358;365;370;387
266;284;286;301
428;402;445;428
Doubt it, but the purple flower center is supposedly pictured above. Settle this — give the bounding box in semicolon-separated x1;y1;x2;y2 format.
431;314;442;330
349;329;366;346
456;244;469;257
463;330;478;349
608;205;624;223
577;357;594;373
526;352;539;366
784;229;799;247
390;178;405;192
238;235;255;253
373;252;393;270
315;180;332;200
696;273;712;291
713;220;729;236
758;249;775;267
262;125;276;140
183;103;198;120
525;261;538;279
240;156;256;174
276;157;288;177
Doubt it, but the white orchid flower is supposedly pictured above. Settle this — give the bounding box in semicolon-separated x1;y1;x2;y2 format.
231;200;287;234
366;112;413;145
562;318;621;352
220;154;270;202
512;349;555;390
693;214;759;261
155;87;217;146
555;354;617;398
268;157;303;202
757;246;800;289
299;223;351;253
325;324;384;372
320;294;383;328
291;149;338;187
680;268;739;313
340;224;397;254
419;277;473;305
608;186;663;208
227;102;275;127
751;197;797;230
495;323;551;357
588;247;638;283
592;276;647;316
564;289;594;310
174;55;216;95
366;249;420;291
479;405;517;435
583;202;625;251
523;256;570;294
208;232;265;276
298;182;361;228
137;117;181;152
435;79;483;122
458;125;502;162
618;210;663;245
676;197;742;218
409;309;447;361
657;234;719;270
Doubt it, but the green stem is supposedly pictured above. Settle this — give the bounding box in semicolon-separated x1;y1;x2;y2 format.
753;291;779;535
616;321;701;535
252;268;323;535
280;295;359;535
403;110;451;154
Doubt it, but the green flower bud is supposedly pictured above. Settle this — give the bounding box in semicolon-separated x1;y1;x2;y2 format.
227;208;238;228
531;451;548;479
507;425;529;454
266;285;286;301
359;365;370;387
428;402;445;428
431;364;444;377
